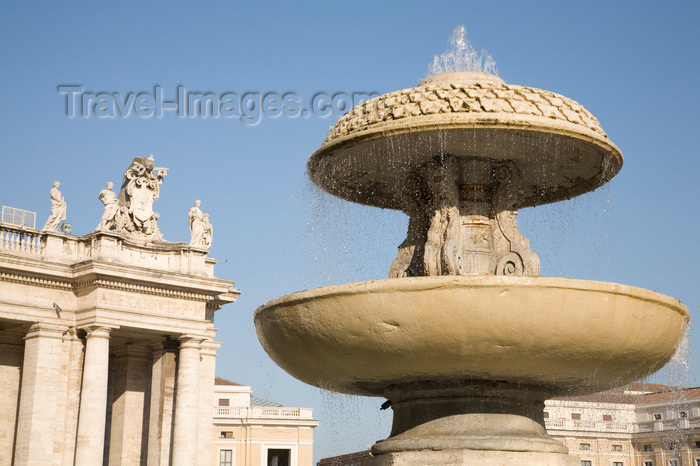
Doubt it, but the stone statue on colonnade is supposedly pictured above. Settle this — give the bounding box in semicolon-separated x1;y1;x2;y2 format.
41;181;67;231
93;155;168;240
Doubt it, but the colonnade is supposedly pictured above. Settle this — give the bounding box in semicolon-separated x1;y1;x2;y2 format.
11;322;214;466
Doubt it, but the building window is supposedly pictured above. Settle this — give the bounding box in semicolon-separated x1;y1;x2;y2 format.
654;413;662;420
612;445;622;452
219;449;233;466
572;413;581;420
613;462;624;466
603;414;613;421
669;460;679;466
268;449;291;466
695;441;700;448
669;443;677;451
219;398;230;407
220;431;233;439
680;411;688;418
580;443;591;450
695;459;700;466
644;445;653;452
644;462;653;466
544;411;549;418
581;461;592;466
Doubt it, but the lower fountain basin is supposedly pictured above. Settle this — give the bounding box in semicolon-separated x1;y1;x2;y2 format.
254;276;689;397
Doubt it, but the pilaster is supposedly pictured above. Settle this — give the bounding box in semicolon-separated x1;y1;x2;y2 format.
13;322;67;466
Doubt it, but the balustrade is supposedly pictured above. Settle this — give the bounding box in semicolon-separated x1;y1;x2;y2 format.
0;224;213;276
545;417;635;433
0;224;42;254
213;406;312;420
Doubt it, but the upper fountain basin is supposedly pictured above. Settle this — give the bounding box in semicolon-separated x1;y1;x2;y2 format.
308;71;623;210
254;276;688;397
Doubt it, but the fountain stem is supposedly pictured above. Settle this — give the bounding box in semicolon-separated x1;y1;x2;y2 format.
390;156;540;277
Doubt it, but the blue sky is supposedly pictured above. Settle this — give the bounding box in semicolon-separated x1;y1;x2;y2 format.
1;1;699;461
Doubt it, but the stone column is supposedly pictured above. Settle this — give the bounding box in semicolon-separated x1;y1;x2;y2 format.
13;322;66;466
60;328;87;466
108;344;152;465
171;335;202;466
197;339;221;466
74;326;112;466
147;339;178;466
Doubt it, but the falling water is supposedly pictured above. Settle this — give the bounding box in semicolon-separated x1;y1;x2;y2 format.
668;325;691;388
300;181;405;286
299;183;398;457
427;25;498;76
638;324;693;453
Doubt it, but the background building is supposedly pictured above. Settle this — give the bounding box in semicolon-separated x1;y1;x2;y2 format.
546;383;700;466
212;377;319;466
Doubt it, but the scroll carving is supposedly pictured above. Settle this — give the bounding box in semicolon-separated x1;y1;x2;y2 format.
389;157;540;278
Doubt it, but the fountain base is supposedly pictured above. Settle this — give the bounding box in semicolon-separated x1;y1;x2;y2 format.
364;380;577;465
364;448;578;465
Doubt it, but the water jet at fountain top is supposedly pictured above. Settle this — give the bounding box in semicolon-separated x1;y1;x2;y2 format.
427;25;498;77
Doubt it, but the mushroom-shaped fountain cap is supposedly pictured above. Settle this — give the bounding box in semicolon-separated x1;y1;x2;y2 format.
420;71;506;87
308;71;623;210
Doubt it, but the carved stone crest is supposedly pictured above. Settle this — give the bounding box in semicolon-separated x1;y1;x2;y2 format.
94;155;168;240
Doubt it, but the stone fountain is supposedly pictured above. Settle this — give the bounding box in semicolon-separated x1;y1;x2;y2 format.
255;29;690;465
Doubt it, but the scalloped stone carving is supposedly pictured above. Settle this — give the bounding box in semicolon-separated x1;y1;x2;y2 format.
324;80;606;144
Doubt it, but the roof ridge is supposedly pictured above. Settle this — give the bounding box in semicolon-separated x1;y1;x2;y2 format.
214;376;245;386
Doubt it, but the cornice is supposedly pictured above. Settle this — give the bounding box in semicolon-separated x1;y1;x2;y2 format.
1;267;220;302
0;269;73;290
77;277;211;301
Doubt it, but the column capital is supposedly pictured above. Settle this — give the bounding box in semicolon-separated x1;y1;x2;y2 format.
80;325;114;340
178;334;204;349
24;322;68;341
